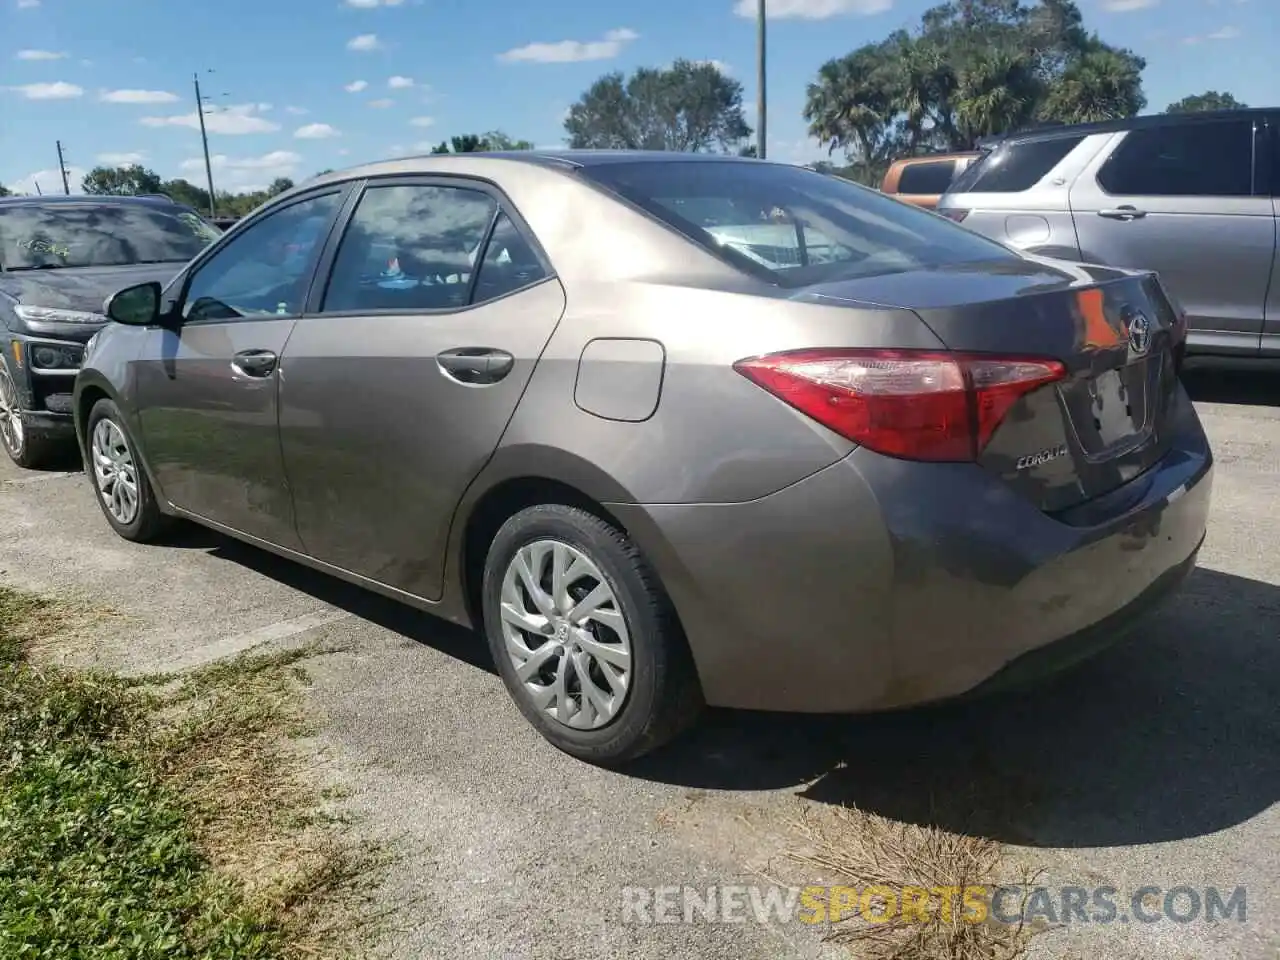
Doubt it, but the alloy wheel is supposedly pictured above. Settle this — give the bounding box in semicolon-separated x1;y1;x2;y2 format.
499;539;633;730
91;418;140;525
0;371;24;456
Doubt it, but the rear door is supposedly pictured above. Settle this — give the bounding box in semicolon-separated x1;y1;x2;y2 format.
1069;115;1275;355
277;177;565;601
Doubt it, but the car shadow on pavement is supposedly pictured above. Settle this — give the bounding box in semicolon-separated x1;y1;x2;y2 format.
1182;368;1280;407
160;523;497;674
627;566;1280;849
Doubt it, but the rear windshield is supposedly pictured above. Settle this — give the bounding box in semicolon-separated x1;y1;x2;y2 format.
578;160;1016;288
0;202;220;272
947;136;1084;194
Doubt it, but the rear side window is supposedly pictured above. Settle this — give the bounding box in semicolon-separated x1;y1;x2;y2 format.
1097;120;1255;197
896;160;957;195
949;136;1084;193
578;159;1016;288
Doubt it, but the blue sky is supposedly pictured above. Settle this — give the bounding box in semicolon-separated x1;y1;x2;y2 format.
1;0;1273;195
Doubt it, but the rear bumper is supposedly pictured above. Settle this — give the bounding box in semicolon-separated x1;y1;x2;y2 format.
608;386;1212;713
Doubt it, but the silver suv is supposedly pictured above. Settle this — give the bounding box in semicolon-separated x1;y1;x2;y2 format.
937;109;1278;361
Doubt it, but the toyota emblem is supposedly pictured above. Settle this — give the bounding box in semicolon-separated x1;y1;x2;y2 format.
1127;310;1152;356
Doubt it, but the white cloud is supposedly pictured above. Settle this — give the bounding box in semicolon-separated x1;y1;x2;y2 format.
1102;0;1158;10
498;28;639;64
347;33;381;51
97;151;148;164
694;59;732;74
1183;23;1241;41
5;166;87;195
179;150;302;192
409;116;435;127
16;0;42;8
295;122;341;139
6;81;83;99
344;0;403;6
344;79;369;92
733;0;891;18
257;102;274;112
368;98;394;108
285;105;309;115
388;75;414;88
141;102;280;134
99;88;179;104
16;49;66;60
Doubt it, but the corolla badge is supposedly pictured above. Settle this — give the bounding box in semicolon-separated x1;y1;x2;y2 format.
1126;310;1152;356
1015;443;1068;470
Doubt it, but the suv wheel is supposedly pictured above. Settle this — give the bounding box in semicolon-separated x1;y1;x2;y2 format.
481;504;703;766
0;368;56;469
86;398;170;542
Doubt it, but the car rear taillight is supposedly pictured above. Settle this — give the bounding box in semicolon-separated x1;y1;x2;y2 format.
938;208;969;223
733;348;1066;462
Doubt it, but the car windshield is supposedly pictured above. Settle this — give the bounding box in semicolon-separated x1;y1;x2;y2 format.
0;201;221;272
578;160;1017;287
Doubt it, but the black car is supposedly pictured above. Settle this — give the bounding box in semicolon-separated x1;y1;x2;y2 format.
0;195;220;467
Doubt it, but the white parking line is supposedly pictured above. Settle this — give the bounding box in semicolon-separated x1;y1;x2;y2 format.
148;609;354;674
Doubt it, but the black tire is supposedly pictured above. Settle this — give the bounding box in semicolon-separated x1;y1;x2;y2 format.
85;398;170;543
0;368;59;470
481;503;703;766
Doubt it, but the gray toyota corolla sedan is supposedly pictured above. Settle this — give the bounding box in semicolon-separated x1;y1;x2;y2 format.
73;151;1213;766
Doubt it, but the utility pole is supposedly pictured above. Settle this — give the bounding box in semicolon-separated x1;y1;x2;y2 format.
756;0;767;159
194;72;217;218
55;140;70;194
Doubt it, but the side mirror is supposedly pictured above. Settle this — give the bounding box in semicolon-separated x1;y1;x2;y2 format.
104;281;162;326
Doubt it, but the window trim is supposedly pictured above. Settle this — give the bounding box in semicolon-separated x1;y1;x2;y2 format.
303;173;558;320
173;184;354;327
1094;117;1261;200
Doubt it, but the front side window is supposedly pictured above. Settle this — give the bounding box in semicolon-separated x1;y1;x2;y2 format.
896;160;957;195
0;201;220;272
321;184;499;313
1097;120;1254;198
182;193;342;323
579;159;1016;287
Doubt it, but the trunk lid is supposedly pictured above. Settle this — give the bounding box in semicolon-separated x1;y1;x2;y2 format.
797;258;1183;514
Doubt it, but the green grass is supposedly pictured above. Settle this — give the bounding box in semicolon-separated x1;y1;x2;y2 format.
0;587;378;960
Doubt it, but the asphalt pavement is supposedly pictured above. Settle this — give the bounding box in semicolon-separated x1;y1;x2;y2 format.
1;367;1276;960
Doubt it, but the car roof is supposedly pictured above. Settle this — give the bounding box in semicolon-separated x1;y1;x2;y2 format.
303;149;790;189
978;107;1274;149
0;193;182;209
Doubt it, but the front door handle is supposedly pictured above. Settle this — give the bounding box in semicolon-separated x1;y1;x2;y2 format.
1098;206;1147;221
231;349;278;378
437;347;514;385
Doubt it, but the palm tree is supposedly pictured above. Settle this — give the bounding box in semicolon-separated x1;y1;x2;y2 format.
954;49;1042;145
1039;46;1145;124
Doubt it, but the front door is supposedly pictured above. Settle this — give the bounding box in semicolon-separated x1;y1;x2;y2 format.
1069;116;1275;355
135;189;347;547
277;179;565;600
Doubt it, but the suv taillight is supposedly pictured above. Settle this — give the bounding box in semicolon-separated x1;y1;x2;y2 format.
734;348;1066;462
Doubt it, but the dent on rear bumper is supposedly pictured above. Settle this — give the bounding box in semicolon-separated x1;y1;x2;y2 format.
608;405;1213;713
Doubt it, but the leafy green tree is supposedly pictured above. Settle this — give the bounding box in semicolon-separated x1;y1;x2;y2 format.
158;178;210;212
266;177;294;196
81;164;164;196
0;184;11;197
804;0;1145;169
1165;91;1246;113
481;131;535;150
565;59;752;153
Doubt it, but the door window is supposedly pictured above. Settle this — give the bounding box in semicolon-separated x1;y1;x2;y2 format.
896;160;957;195
470;212;549;303
1097;120;1255;197
948;136;1084;194
320;184;500;313
182;192;342;323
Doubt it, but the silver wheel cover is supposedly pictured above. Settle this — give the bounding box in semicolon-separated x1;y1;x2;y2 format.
499;539;633;730
0;371;24;456
91;418;141;525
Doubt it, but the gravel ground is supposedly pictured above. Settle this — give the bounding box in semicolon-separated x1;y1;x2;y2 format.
0;368;1275;960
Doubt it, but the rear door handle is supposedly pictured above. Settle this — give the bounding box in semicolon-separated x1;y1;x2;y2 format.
1098;206;1147;221
231;349;278;378
437;347;514;385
